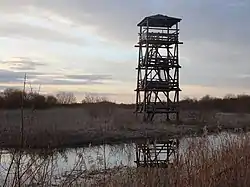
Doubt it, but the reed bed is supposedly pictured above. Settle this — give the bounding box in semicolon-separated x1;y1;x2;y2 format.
97;132;250;187
0;132;250;186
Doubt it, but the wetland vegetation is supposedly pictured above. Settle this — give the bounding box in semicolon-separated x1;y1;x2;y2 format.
1;88;250;186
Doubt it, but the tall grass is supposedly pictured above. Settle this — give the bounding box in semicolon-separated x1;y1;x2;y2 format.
0;132;250;186
101;133;250;187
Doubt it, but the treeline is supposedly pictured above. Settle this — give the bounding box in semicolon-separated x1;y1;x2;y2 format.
1;88;250;113
180;94;250;113
0;88;114;109
0;88;74;109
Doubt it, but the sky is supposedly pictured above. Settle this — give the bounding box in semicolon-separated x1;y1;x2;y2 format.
0;0;250;103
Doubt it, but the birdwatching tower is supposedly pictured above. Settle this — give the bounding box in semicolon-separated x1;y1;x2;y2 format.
135;14;183;122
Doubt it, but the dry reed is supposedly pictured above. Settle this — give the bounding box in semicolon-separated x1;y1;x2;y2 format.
99;133;250;187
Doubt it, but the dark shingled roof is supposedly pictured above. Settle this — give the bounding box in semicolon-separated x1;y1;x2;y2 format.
137;14;181;27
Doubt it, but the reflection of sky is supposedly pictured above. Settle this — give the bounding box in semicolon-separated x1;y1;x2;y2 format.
57;144;136;172
0;132;242;177
0;132;246;185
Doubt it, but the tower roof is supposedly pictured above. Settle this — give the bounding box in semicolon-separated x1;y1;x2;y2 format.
137;14;181;27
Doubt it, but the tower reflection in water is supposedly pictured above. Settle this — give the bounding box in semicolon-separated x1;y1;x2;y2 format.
135;139;179;168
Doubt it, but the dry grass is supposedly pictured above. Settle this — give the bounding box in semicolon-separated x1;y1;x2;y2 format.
1;133;250;186
0;106;250;148
95;133;250;187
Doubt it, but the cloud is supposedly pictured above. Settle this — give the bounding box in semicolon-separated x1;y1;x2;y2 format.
0;69;28;83
0;85;23;91
65;74;112;81
0;21;86;45
1;57;46;70
0;1;149;44
0;69;112;86
30;78;109;86
1;1;250;45
180;40;250;88
0;0;250;100
227;0;248;7
5;0;247;44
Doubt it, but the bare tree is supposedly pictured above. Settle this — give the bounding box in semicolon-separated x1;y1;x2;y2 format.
56;92;76;104
82;94;108;103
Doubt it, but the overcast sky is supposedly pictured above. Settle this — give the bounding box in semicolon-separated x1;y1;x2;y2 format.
0;0;249;103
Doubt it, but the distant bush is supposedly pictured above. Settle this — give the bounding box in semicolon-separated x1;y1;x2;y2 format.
46;95;58;106
3;88;24;109
0;88;61;109
180;94;250;113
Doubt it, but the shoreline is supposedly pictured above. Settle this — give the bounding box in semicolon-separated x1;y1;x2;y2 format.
0;108;249;149
0;125;248;150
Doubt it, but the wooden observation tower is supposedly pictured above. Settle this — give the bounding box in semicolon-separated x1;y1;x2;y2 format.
135;14;183;122
134;14;183;167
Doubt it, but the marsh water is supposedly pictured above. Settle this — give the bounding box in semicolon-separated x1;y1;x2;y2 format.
0;132;243;185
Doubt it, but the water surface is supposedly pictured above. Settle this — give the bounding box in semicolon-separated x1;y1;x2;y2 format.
0;132;243;185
